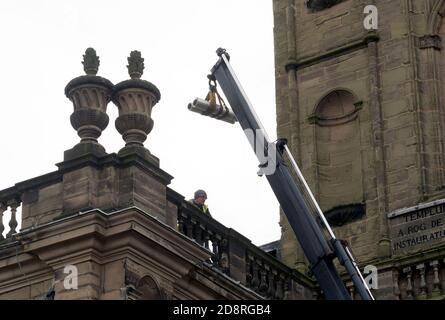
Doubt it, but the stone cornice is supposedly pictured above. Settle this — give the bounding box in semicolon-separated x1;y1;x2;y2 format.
366;243;445;271
16;207;212;269
0;151;174;204
190;263;263;300
387;198;445;218
166;187;185;205
0;206;264;299
56;151;173;185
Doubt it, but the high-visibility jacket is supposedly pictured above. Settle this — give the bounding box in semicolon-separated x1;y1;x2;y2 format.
189;199;212;217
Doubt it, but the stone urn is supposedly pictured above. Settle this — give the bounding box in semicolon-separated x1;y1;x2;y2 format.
112;51;161;165
64;48;114;159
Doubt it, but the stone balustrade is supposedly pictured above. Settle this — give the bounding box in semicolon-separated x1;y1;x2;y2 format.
177;201;230;274
174;194;315;299
394;257;445;300
245;250;290;299
0;188;22;241
0;171;62;241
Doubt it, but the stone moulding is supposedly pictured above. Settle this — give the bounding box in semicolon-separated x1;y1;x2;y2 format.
115;113;154;142
112;79;161;103
308;88;363;126
308;101;363;126
387;198;445;219
418;35;442;50
64;75;113;98
0;151;174;207
69;108;109;138
285;32;379;72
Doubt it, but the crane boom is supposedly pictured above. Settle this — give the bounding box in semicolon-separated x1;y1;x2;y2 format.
206;48;374;300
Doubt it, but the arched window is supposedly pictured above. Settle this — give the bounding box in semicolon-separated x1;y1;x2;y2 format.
311;90;365;226
137;275;163;300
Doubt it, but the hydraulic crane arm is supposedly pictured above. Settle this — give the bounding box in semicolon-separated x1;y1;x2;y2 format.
203;48;374;300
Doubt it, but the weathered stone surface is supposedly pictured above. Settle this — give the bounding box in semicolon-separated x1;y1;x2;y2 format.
64;48;113;158
112;51;161;164
389;200;445;255
0;208;263;300
273;0;445;299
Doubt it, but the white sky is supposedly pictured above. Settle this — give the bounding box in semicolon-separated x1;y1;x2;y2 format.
0;0;280;246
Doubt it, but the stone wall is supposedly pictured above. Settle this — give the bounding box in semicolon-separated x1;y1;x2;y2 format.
0;150;316;300
273;0;445;285
0;207;265;300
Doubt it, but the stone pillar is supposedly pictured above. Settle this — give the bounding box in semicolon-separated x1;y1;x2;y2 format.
0;202;6;240
227;229;248;285
366;32;391;258
285;0;308;273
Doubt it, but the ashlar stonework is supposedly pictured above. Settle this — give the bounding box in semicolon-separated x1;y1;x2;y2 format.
274;0;445;299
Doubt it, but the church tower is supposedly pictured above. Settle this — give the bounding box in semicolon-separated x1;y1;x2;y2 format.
273;0;445;299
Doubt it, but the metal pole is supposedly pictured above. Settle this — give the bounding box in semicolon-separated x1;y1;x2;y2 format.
283;146;374;300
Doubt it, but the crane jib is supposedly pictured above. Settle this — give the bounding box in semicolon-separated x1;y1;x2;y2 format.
210;49;374;300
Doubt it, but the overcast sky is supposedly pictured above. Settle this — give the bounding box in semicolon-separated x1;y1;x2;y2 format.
0;0;280;246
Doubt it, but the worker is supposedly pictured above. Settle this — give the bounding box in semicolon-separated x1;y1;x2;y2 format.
190;189;211;216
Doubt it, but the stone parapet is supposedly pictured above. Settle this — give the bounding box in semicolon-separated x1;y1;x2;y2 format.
0;207;262;300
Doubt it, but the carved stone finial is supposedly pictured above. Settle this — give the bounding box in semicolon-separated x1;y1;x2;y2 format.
127;50;144;79
65;48;113;160
82;48;100;75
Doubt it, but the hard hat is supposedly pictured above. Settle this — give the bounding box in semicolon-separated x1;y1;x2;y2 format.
194;189;207;199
